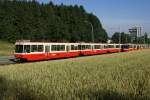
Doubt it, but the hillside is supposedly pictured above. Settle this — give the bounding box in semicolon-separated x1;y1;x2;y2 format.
0;50;150;99
0;40;14;56
0;0;107;43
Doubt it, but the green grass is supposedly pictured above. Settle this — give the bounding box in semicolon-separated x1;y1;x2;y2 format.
0;50;150;100
0;40;14;56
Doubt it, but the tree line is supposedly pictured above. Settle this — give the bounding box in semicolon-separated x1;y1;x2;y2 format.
111;32;150;44
0;0;108;43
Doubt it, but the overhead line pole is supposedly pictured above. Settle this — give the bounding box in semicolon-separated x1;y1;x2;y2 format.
84;21;94;43
119;27;121;52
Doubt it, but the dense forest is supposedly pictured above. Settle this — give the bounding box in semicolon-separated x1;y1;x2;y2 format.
0;0;108;43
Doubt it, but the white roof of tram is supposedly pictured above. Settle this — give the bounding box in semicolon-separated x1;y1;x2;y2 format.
15;41;122;46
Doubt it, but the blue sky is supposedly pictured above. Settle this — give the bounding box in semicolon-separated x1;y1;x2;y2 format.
38;0;150;36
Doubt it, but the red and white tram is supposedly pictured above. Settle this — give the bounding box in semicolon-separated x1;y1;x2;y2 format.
14;41;148;61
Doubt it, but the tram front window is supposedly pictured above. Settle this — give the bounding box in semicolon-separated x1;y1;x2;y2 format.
24;45;30;53
15;45;23;53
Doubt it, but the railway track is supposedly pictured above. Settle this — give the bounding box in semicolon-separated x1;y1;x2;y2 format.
0;56;16;65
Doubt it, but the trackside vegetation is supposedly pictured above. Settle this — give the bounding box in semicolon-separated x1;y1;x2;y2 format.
0;40;14;56
0;50;150;100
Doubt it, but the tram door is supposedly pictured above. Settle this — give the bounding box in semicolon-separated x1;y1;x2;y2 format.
66;45;70;52
45;45;50;59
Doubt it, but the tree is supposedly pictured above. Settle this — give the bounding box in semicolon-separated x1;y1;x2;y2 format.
87;13;107;43
111;32;120;43
144;32;148;44
111;32;131;44
0;0;108;43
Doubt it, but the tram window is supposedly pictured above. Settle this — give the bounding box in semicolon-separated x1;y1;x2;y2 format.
31;45;38;52
57;45;64;51
81;45;85;50
81;45;86;50
126;45;129;49
134;45;136;48
87;45;91;49
94;45;102;49
78;45;82;50
51;45;65;51
24;45;30;53
56;45;59;51
15;45;23;53
51;45;57;51
108;45;114;48
71;45;74;50
71;45;78;50
116;45;120;48
75;45;78;50
82;45;91;50
104;45;108;48
38;45;43;52
60;45;65;51
122;45;129;49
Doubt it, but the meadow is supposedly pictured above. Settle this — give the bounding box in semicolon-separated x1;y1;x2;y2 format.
0;40;14;56
0;49;150;100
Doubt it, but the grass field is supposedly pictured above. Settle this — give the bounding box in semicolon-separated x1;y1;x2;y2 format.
0;50;150;100
0;40;14;56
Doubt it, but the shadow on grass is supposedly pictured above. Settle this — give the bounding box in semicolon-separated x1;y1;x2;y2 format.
76;90;150;100
0;77;7;100
0;77;47;100
0;76;150;100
